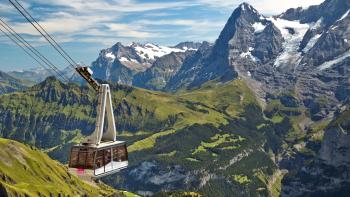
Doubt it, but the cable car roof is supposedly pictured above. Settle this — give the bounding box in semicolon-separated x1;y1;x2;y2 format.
73;140;126;149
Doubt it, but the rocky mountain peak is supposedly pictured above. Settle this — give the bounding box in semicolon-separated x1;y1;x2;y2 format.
111;42;124;50
215;2;268;48
238;2;258;14
280;0;350;26
32;76;65;90
174;41;203;50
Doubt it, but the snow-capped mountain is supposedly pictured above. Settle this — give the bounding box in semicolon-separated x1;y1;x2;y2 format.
88;42;201;85
164;0;350;116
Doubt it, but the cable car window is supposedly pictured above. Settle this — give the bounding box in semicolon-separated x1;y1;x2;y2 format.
105;148;112;165
77;151;87;167
118;145;126;161
112;145;127;162
95;149;104;169
113;147;119;162
85;149;95;169
69;148;79;168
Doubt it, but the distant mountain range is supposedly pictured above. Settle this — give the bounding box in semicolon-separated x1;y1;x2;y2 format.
78;0;350;118
13;0;347;115
7;67;53;83
0;70;30;94
87;41;204;90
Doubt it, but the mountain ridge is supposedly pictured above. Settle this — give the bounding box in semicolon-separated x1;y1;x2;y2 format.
0;71;29;95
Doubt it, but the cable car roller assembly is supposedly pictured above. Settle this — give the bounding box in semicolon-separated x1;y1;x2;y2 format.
2;0;128;179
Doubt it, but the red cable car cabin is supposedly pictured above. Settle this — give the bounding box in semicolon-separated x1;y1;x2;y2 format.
69;141;128;178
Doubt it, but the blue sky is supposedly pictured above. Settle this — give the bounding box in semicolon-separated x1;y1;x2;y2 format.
0;0;324;71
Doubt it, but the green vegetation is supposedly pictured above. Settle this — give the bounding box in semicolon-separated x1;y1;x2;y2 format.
268;170;286;197
0;138;115;196
192;134;245;154
178;79;258;117
0;77;309;196
232;174;251;184
117;191;141;197
154;191;202;197
128;130;176;152
0;77;228;160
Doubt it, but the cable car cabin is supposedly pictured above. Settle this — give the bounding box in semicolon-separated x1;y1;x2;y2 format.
68;141;128;179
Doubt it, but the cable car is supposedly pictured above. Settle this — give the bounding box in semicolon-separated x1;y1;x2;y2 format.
68;141;128;178
68;70;128;179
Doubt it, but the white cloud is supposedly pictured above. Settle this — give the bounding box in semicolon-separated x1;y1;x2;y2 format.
32;0;195;13
137;19;224;28
0;0;326;47
0;3;14;13
1;0;199;46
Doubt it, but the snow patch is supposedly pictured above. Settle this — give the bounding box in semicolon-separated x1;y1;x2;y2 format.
247;71;252;77
303;34;322;53
268;17;310;68
252;22;266;33
180;46;197;51
105;52;116;61
241;4;245;11
319;50;350;70
338;9;350;22
119;57;128;62
310;18;323;30
240;47;260;62
119;57;138;63
134;43;188;60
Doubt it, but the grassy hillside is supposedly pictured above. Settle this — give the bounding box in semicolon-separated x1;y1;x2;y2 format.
0;138;115;196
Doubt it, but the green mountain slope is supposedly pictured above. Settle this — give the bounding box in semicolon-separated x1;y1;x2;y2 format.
110;80;281;196
0;77;228;160
0;71;29;95
0;138;115;196
0;77;301;196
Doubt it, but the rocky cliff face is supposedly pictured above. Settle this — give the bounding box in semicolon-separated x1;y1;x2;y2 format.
281;103;350;196
133;50;196;90
166;3;284;91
